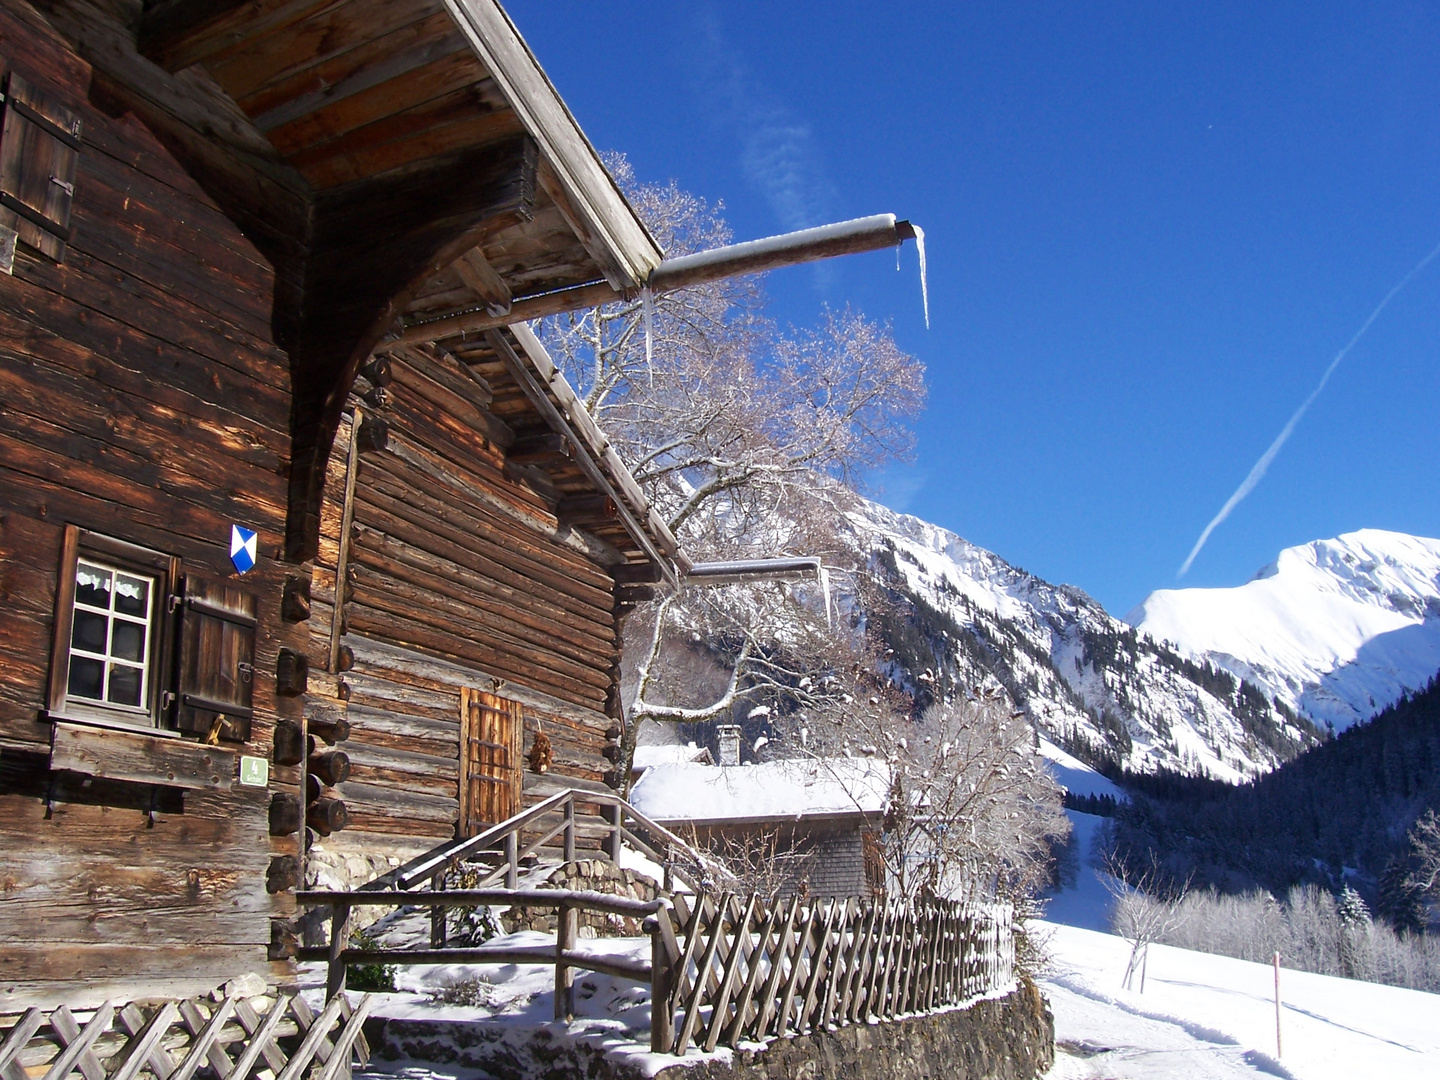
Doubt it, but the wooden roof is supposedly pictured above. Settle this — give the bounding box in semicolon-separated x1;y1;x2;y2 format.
35;0;663;561
137;0;661;297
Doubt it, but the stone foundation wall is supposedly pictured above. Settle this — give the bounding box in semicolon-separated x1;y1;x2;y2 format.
368;983;1054;1080
659;982;1054;1080
502;858;661;937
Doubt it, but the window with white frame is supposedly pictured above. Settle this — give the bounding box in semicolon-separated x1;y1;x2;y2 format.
66;559;157;712
48;527;179;730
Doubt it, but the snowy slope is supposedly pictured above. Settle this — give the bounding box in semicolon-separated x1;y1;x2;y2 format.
1131;530;1440;730
841;500;1316;779
1040;922;1440;1080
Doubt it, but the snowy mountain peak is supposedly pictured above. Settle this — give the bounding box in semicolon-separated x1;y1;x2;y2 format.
1130;530;1440;731
840;499;1318;781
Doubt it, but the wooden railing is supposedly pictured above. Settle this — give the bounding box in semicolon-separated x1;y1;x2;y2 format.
298;883;1014;1056
0;993;371;1080
357;788;734;900
299;788;1015;1057
652;892;1015;1055
296;887;664;1024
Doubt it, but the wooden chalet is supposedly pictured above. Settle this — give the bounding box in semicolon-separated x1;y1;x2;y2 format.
0;0;915;1013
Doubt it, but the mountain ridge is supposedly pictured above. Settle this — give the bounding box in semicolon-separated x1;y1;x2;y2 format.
1129;529;1440;731
841;498;1318;780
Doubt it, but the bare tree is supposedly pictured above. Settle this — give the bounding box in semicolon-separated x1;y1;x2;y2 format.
1102;851;1190;992
683;824;819;899
803;680;1067;904
539;157;926;766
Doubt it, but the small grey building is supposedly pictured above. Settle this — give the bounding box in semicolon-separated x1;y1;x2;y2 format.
629;756;888;899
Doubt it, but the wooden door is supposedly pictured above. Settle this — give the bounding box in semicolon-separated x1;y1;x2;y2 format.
458;688;524;835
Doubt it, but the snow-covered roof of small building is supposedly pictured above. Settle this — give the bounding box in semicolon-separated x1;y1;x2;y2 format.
628;757;890;825
631;742;713;772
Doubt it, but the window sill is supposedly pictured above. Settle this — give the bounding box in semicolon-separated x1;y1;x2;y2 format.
49;720;235;791
44;709;180;738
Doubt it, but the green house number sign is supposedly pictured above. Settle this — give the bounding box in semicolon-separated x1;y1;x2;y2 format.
239;755;269;787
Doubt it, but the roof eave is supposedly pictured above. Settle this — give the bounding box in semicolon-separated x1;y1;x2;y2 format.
444;0;663;290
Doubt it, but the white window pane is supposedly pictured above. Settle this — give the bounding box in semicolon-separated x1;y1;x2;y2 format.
113;574;149;617
75;563;111;608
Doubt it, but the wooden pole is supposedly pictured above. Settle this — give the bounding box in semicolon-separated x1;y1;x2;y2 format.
429;869;446;949
327;903;351;1000
329;404;363;672
563;797;576;863
1273;951;1283;1059
650;917;675;1053
555;902;577;1020
608;802;623;865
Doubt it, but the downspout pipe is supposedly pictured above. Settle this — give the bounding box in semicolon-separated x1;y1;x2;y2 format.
395;216;918;345
646;215;916;294
684;556;822;586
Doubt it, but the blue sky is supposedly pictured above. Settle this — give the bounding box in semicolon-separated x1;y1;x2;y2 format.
508;1;1440;617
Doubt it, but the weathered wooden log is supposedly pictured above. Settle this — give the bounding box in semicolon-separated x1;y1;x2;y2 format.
355;416;389;453
273;720;305;766
307;797;348;836
266;855;299;894
335;643;355;672
310;750;351;786
309;713;351;744
556;493;617;527
269;918;300;961
281;575;312;621
276;648;309;696
269;792;304;836
360;355;393;387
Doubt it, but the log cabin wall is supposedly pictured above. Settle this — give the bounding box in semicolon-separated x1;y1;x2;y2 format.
0;2;303;1009
307;343;624;872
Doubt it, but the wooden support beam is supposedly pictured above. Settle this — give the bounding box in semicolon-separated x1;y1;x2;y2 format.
556;493;618;528
452;248;512;316
506;432;572;465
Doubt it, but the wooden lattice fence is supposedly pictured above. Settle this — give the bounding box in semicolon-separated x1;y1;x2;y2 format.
652;893;1015;1055
0;993;371;1080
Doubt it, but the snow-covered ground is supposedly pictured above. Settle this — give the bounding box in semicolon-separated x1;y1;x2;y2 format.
1039;923;1440;1080
1040;811;1440;1078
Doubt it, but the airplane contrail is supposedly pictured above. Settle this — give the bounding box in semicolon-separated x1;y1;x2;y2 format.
1179;236;1440;577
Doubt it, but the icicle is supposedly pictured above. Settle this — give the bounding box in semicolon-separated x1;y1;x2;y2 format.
641;287;655;387
819;566;833;628
912;225;929;329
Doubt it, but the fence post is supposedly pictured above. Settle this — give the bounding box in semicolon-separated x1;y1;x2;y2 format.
327;902;351;1000
608;802;622;864
555;901;577;1020
505;830;518;890
429;869;447;949
648;914;675;1053
563;797;576;863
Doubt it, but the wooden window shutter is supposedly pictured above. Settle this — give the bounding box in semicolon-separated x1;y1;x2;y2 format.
174;576;257;743
458;688;524;836
0;70;81;263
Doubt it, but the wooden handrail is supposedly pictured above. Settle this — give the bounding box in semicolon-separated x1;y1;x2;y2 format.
299;887;666;918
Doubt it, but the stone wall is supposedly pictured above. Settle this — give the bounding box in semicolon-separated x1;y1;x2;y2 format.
659;982;1054;1080
368;983;1054;1080
501;858;661;937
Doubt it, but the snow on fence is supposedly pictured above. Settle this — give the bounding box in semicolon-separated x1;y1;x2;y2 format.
654;892;1015;1055
299;887;1013;1056
0;992;371;1080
